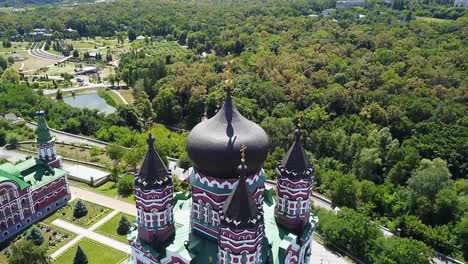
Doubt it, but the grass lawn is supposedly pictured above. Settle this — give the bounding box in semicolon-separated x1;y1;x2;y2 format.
19;142;111;167
95;212;136;243
415;16;454;23
69;180;136;204
44;199;111;228
0;223;76;263
52;238;129;264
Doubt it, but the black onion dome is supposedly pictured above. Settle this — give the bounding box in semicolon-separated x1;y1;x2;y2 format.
135;133;172;189
186;93;269;178
221;163;262;229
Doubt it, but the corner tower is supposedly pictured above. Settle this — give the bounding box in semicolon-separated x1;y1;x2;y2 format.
218;152;264;264
36;110;61;168
134;133;175;247
274;124;315;234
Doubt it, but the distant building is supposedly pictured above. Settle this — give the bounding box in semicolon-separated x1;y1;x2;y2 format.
136;35;145;40
0;113;22;124
322;8;335;16
336;0;365;9
74;66;97;75
0;110;70;243
454;0;468;7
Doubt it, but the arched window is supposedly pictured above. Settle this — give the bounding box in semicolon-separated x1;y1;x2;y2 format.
206;203;212;225
226;248;231;264
198;200;205;223
241;251;247;264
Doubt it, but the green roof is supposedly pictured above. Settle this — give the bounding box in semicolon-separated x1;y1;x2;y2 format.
0;159;67;190
36;110;53;144
129;189;318;263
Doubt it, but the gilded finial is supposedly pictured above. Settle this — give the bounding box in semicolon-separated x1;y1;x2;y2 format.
240;144;247;163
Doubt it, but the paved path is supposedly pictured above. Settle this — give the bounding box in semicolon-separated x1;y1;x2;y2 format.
111;89;128;105
311;240;347;264
70;186;136;216
52;219;131;255
89;210;119;231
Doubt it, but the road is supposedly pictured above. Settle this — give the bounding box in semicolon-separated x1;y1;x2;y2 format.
40;82;109;95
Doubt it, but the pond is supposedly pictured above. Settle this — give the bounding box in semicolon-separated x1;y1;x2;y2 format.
63;93;116;114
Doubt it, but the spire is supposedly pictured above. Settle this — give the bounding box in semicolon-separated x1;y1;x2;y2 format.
222;145;261;228
136;133;171;188
279;113;312;178
36;110;53;144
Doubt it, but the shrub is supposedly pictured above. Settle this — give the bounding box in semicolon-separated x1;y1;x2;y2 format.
73;200;88;218
117;215;132;235
26;226;43;246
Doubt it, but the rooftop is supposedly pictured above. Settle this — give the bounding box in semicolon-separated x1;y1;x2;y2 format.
0;158;68;190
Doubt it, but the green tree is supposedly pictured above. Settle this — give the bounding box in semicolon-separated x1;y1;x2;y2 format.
26;226;43;246
6;133;20;148
128;29;136;42
371;237;434;264
454;217;468;260
73;245;88;264
73;50;79;58
9;240;50;264
55;89;63;100
152;87;182;126
329;171;358;208
177;152;191;170
0;56;7;71
105;143;125;166
1;67;20;83
319;208;382;260
124;148;141;171
109;165;122;185
117;215;132;235
117;174;134;196
73;200;88;218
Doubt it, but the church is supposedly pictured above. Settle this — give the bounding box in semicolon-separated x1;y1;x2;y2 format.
128;63;318;263
0;110;71;243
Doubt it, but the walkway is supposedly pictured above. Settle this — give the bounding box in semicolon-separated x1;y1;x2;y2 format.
51;217;131;258
70;186;136;216
111;89;128;105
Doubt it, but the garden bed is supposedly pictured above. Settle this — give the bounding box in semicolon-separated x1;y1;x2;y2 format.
44;199;111;228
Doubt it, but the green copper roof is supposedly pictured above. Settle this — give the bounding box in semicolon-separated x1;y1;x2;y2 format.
129;188;318;263
0;159;67;190
36;110;53;144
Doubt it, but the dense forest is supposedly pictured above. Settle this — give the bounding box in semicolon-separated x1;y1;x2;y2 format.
0;0;467;262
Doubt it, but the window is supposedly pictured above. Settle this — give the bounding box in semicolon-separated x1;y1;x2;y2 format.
3;231;8;237
26;219;30;223
16;224;21;229
241;252;247;264
46;207;51;212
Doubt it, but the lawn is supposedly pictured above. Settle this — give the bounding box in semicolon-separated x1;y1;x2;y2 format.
95;212;136;243
44;199;111;228
415;16;454;23
0;223;76;263
69;180;136;204
52;238;129;264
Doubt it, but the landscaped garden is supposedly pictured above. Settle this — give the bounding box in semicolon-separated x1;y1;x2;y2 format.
52;238;129;264
96;212;136;243
44;199;111;228
0;223;76;263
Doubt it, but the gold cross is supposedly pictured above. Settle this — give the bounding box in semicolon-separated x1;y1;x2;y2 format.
240;144;247;162
298;112;303;129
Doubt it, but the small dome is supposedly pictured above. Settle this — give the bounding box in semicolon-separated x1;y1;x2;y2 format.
186;94;269;179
